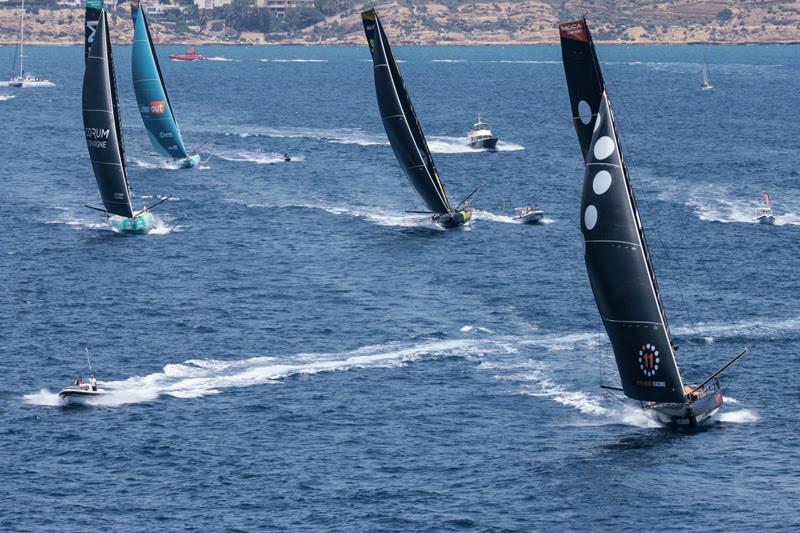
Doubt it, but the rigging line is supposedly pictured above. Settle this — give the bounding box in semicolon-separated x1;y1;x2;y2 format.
607;76;740;347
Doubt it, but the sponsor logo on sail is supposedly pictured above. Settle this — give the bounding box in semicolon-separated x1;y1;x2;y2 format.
559;21;588;42
149;101;166;115
639;343;659;377
85;127;110;148
159;131;174;139
114;192;125;200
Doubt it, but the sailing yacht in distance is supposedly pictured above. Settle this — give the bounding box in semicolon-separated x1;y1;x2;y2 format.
701;56;713;91
83;6;167;233
131;1;200;169
0;0;54;88
361;9;479;229
560;18;746;427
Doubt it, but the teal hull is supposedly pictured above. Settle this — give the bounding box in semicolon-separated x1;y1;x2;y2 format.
177;154;201;169
110;213;155;234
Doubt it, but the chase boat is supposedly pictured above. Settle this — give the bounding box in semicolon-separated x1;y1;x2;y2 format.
756;192;775;225
467;117;498;151
58;382;105;405
514;206;544;224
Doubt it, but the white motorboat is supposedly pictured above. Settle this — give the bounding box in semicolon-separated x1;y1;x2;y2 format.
514;206;544;224
467;116;498;150
756;192;775;225
58;382;104;405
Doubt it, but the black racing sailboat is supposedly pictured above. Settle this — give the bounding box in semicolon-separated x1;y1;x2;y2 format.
83;5;166;233
559;19;746;427
361;9;477;228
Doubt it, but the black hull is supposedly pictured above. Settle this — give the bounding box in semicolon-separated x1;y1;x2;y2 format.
433;210;472;228
469;137;498;151
644;381;724;428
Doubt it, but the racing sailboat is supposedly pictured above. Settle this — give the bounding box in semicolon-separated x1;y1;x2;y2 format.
83;4;167;233
559;18;746;427
361;9;478;228
131;1;199;169
0;0;54;88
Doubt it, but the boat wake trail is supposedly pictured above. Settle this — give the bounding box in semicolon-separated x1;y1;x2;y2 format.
23;338;485;408
216;149;302;165
257;59;328;63
472;210;555;225
427;136;525;154
45;209;180;235
223;126;388;147
207;56;235;62
687;188;800;226
129;157;180;170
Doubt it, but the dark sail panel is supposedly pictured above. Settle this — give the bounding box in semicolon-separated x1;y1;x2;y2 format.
82;11;133;218
84;0;103;61
581;93;684;403
362;9;451;214
559;19;605;164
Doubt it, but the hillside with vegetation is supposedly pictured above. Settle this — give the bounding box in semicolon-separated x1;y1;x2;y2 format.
1;0;799;45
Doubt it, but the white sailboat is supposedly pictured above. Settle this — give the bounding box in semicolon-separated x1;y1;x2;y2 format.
700;56;713;91
0;0;55;88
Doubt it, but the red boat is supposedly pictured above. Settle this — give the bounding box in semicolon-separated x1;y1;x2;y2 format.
169;47;208;62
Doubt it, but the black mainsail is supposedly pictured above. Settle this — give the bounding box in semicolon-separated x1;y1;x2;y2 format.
83;10;134;219
560;19;685;404
361;9;452;215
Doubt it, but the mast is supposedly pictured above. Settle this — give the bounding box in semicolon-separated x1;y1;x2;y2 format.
18;0;24;78
361;9;452;215
131;3;189;159
560;18;686;404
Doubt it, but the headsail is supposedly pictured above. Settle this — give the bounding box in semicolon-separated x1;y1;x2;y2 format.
82;10;133;218
560;19;685;403
702;57;711;86
131;4;189;160
361;9;452;215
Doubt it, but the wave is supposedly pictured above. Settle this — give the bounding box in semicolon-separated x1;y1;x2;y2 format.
687;188;800;226
257;59;328;63
432;59;467;63
472;209;554;225
427;136;524;154
215;149;301;165
223;126;388;147
239;201;442;229
0;94;14;101
207;56;235;62
23;338;483;408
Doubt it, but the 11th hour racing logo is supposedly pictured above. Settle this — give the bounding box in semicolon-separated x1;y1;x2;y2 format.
85;127;110;149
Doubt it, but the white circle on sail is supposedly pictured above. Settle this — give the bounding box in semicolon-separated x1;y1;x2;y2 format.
594;112;602;132
594;136;616;160
592;170;612;195
578;100;592;125
584;205;598;230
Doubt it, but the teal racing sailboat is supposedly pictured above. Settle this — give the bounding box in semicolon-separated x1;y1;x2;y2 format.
130;1;199;169
83;4;167;233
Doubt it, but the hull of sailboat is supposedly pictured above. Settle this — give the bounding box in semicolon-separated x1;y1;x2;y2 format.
177;154;201;169
645;385;723;428
701;84;713;91
110;213;155;234
433;210;472;229
468;137;498;150
1;79;54;88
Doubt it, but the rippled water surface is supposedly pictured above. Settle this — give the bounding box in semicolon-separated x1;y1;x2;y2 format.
1;43;798;531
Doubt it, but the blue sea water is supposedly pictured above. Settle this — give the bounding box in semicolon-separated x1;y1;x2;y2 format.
1;42;799;531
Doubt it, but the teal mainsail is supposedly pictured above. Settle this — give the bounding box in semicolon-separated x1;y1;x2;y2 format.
131;6;190;161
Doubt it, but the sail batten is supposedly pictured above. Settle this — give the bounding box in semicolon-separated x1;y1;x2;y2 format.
362;9;452;214
131;4;188;160
561;19;685;404
82;10;134;219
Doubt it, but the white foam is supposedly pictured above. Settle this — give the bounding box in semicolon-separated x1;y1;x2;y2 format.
687;188;800;226
23;338;484;408
207;56;235;62
427;136;525;154
216;149;301;165
717;409;760;424
0;94;14;101
222;126;388;147
258;59;328;63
